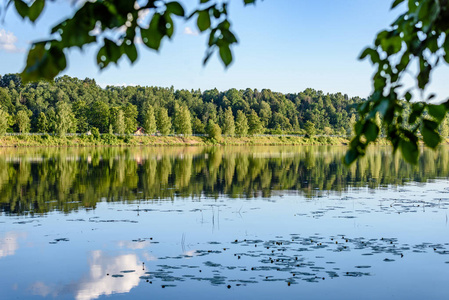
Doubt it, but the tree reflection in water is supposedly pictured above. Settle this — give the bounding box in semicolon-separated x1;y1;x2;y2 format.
0;145;447;215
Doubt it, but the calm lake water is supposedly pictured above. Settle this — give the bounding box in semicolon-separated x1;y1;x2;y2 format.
0;145;448;299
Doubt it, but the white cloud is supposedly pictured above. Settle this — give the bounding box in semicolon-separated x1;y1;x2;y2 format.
184;26;199;36
0;29;23;53
27;251;146;300
74;251;146;300
117;240;151;250
0;231;27;258
29;282;53;297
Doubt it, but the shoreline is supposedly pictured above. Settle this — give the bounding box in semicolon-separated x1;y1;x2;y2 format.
0;135;357;147
1;135;446;148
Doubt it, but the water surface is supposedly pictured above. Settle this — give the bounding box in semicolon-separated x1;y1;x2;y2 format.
0;146;448;299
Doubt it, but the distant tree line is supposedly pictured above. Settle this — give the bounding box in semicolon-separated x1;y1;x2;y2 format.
0;74;448;138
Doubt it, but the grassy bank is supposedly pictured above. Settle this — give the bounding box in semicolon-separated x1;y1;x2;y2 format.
0;134;359;147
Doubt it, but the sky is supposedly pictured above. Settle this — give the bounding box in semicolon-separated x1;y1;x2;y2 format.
1;0;448;100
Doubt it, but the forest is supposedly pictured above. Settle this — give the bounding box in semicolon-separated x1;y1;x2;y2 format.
1;74;448;142
0;73;364;138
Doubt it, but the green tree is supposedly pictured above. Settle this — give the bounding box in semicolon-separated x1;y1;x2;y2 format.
235;110;248;136
174;105;192;136
114;110;125;135
157;107;172;135
124;104;138;134
222;107;235;136
248;110;264;135
90;127;100;139
90;101;110;133
143;105;157;135
304;121;316;138
73;100;89;133
323;126;333;136
0;108;10;135
192;117;206;134
259;101;272;127
348;114;357;137
347;0;449;164
207;119;222;140
16;110;31;133
36;112;48;133
440;117;449;139
56;101;75;137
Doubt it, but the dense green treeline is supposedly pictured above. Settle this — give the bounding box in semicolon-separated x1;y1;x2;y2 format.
0;74;364;137
1;146;448;215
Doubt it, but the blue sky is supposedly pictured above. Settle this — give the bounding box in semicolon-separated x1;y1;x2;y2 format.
1;0;448;99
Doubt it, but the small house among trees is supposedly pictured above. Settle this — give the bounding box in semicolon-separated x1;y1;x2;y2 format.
134;127;145;135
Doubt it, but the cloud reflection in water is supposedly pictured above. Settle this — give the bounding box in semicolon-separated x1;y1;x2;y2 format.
75;250;146;300
0;231;26;259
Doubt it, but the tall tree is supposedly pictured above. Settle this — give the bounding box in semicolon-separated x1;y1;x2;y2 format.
16;110;31;133
304;121;316;138
124;103;138;134
56;101;75;137
72;100;89;133
174;104;192;136
114;110;125;135
157;107;172;135
207;119;222;140
36;112;48;133
235;110;248;137
90;101;110;133
0;108;10;135
248;110;264;135
192;117;206;134
143;105;157;135
222;107;235;136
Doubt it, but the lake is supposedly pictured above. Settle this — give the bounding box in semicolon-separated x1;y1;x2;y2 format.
0;145;448;299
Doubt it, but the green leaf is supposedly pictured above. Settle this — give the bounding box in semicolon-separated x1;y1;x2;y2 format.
399;139;418;164
427;104;446;122
197;10;211;32
364;120;379;142
141;13;164;50
164;13;174;38
96;38;123;69
14;0;29;19
244;0;256;5
405;91;412;101
421;125;440;148
380;35;402;55
423;118;439;130
359;47;379;64
391;0;405;9
28;0;45;22
344;149;358;165
166;2;185;16
219;45;232;67
222;29;237;44
417;61;431;89
22;42;66;82
124;43;137;63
